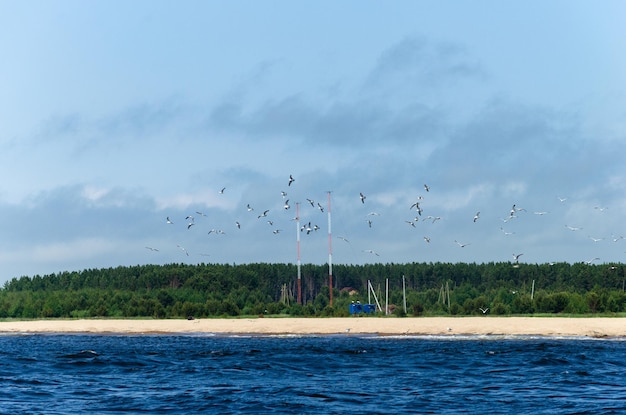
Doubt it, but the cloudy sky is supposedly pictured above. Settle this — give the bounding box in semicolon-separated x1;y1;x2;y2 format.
1;1;626;284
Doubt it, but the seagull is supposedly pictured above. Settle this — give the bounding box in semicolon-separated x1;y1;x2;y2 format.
166;217;174;224
257;209;269;218
533;211;550;215
367;211;380;216
589;236;604;242
512;253;524;262
273;229;282;234
145;246;159;252
557;196;567;202
424;184;430;192
565;225;582;231
405;220;416;228
187;222;195;230
500;227;515;236
247;204;254;211
195;211;207;217
455;240;471;248
281;191;288;198
473;212;480;222
337;236;350;243
410;200;422;211
288;174;295;186
267;220;273;226
479;307;489;314
426;215;441;223
177;245;189;256
423;236;431;243
235;221;241;229
366;219;373;228
219;187;225;194
317;202;324;212
585;257;600;265
284;199;290;210
359;192;366;204
594;206;608;212
363;249;380;256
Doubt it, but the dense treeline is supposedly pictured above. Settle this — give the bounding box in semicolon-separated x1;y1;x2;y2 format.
1;261;625;319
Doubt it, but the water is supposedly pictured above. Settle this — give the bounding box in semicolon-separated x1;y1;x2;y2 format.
0;333;625;414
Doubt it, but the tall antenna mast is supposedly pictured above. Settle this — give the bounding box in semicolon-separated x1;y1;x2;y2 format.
327;191;333;308
296;202;302;305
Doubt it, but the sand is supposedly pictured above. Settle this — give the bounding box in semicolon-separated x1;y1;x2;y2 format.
0;317;624;337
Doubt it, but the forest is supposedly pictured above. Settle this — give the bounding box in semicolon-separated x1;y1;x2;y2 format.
1;261;625;319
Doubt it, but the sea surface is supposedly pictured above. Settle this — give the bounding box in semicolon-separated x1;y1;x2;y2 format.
0;333;624;414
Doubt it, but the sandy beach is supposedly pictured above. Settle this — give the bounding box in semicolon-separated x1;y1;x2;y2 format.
0;317;624;337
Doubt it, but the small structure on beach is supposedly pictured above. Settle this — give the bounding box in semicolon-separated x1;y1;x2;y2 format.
349;302;376;315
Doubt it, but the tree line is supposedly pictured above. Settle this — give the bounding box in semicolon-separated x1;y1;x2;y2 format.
1;261;625;319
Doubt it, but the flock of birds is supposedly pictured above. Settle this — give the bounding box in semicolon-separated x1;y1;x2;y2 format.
144;174;623;268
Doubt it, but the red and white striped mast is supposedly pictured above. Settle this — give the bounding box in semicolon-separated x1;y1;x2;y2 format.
296;202;302;305
327;191;333;308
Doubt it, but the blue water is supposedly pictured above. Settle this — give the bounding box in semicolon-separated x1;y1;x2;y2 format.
0;334;624;414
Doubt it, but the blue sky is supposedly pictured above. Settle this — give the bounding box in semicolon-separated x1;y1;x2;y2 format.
1;1;626;284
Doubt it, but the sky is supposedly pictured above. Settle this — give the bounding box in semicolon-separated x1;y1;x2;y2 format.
1;1;626;284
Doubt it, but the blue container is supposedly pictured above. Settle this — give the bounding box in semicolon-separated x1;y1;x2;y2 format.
349;303;376;314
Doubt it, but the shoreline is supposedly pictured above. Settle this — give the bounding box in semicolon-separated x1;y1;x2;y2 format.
0;317;624;338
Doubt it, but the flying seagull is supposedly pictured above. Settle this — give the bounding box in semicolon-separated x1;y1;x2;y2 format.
219;187;225;194
424;184;430;192
176;245;189;256
479;307;489;314
455;240;471;248
512;253;524;262
145;246;159;252
473;212;480;222
500;227;515;236
166;217;174;224
359;192;366;204
363;249;380;256
288;174;295;186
